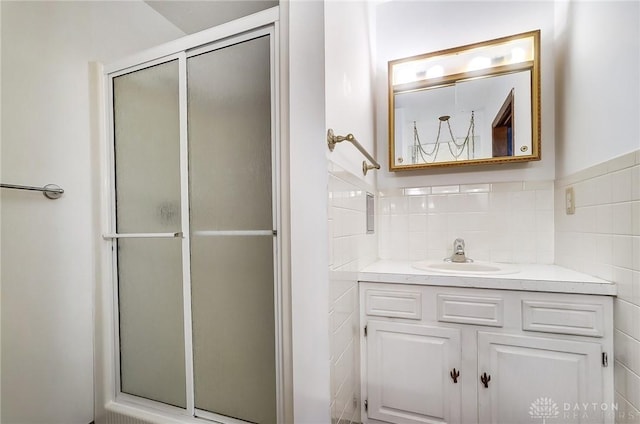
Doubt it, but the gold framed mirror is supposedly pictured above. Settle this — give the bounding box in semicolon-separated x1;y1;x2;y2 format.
389;30;540;171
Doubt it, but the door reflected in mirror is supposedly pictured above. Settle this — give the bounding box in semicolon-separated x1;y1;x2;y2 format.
389;30;540;171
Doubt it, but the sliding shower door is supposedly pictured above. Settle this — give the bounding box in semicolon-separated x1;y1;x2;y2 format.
108;27;279;424
188;35;276;423
112;59;187;408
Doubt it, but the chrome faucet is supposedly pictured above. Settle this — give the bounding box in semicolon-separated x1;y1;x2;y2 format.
445;238;473;263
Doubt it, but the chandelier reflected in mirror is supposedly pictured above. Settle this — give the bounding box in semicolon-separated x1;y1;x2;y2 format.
411;111;476;164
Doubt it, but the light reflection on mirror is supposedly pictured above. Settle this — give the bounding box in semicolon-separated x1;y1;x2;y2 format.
389;30;540;170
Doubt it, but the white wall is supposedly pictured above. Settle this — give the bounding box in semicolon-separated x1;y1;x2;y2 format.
554;0;640;179
287;1;332;423
375;1;556;189
553;1;640;421
324;3;377;423
325;1;377;186
0;2;184;423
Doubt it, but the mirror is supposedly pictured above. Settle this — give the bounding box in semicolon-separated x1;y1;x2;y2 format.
389;30;540;170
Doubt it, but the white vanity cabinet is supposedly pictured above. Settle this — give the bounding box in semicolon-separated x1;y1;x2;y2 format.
366;321;462;423
359;283;615;424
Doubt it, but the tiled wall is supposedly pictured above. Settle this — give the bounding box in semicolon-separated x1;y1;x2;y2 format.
555;150;640;422
378;181;555;264
328;162;377;424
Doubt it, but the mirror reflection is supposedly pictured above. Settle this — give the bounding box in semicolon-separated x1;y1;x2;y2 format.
389;31;540;170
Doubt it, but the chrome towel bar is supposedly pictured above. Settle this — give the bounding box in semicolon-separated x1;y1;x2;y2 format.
1;183;64;199
327;129;381;175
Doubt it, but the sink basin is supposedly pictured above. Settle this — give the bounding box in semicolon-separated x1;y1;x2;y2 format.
412;260;519;275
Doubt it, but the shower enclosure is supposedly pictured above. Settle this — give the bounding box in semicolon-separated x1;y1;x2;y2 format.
102;13;282;424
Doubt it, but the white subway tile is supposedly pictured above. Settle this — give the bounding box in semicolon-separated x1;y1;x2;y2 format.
460;183;491;193
554;185;566;211
535;189;554;211
329;276;355;304
390;214;409;232
632;201;640;236
624;365;640;413
613;235;635;269
573;181;592;208
612;168;634;203
426;248;448;261
404;187;431;196
409;231;428;252
488;230;511;251
513;250;537;263
536;231;555;254
426;213;448;231
408;195;428;214
390;232;409;260
615;330;640;376
466;193;490;212
426;231;449;250
409;214;428;232
631;165;640;201
409;249;428;261
536;251;555;264
633;271;640;307
634;236;640;272
491;182;523;192
450;195;489;215
536;211;555;233
331;313;354;365
592;174;614;206
596;234;614;266
613;203;634;235
378;197;391;215
524;180;554;191
489;191;511;211
378;188;403;197
511;190;536;210
616;266;634;303
576;206;597;234
595;204;614;234
615;299;640;341
389;196;409;215
331;287;356;332
509;211;536;233
491;250;514;263
432;184;460;194
427;194;449;213
331;341;354;398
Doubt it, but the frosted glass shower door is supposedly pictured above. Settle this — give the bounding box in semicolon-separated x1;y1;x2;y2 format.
187;34;277;424
112;59;187;408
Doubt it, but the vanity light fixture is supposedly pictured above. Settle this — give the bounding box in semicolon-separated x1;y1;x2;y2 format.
426;65;444;79
468;56;491;72
511;47;526;63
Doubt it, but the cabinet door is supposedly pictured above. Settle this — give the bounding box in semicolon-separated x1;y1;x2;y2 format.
366;321;461;424
477;332;603;424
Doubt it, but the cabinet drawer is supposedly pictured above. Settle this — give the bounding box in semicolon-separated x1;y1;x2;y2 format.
365;289;422;319
522;300;604;337
437;294;503;327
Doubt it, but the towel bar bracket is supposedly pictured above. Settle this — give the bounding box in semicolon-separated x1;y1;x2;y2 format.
0;183;64;199
327;128;381;176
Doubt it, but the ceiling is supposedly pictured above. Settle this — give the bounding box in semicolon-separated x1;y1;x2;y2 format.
145;0;279;35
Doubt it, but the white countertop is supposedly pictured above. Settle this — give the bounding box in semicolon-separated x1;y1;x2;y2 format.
359;260;617;296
